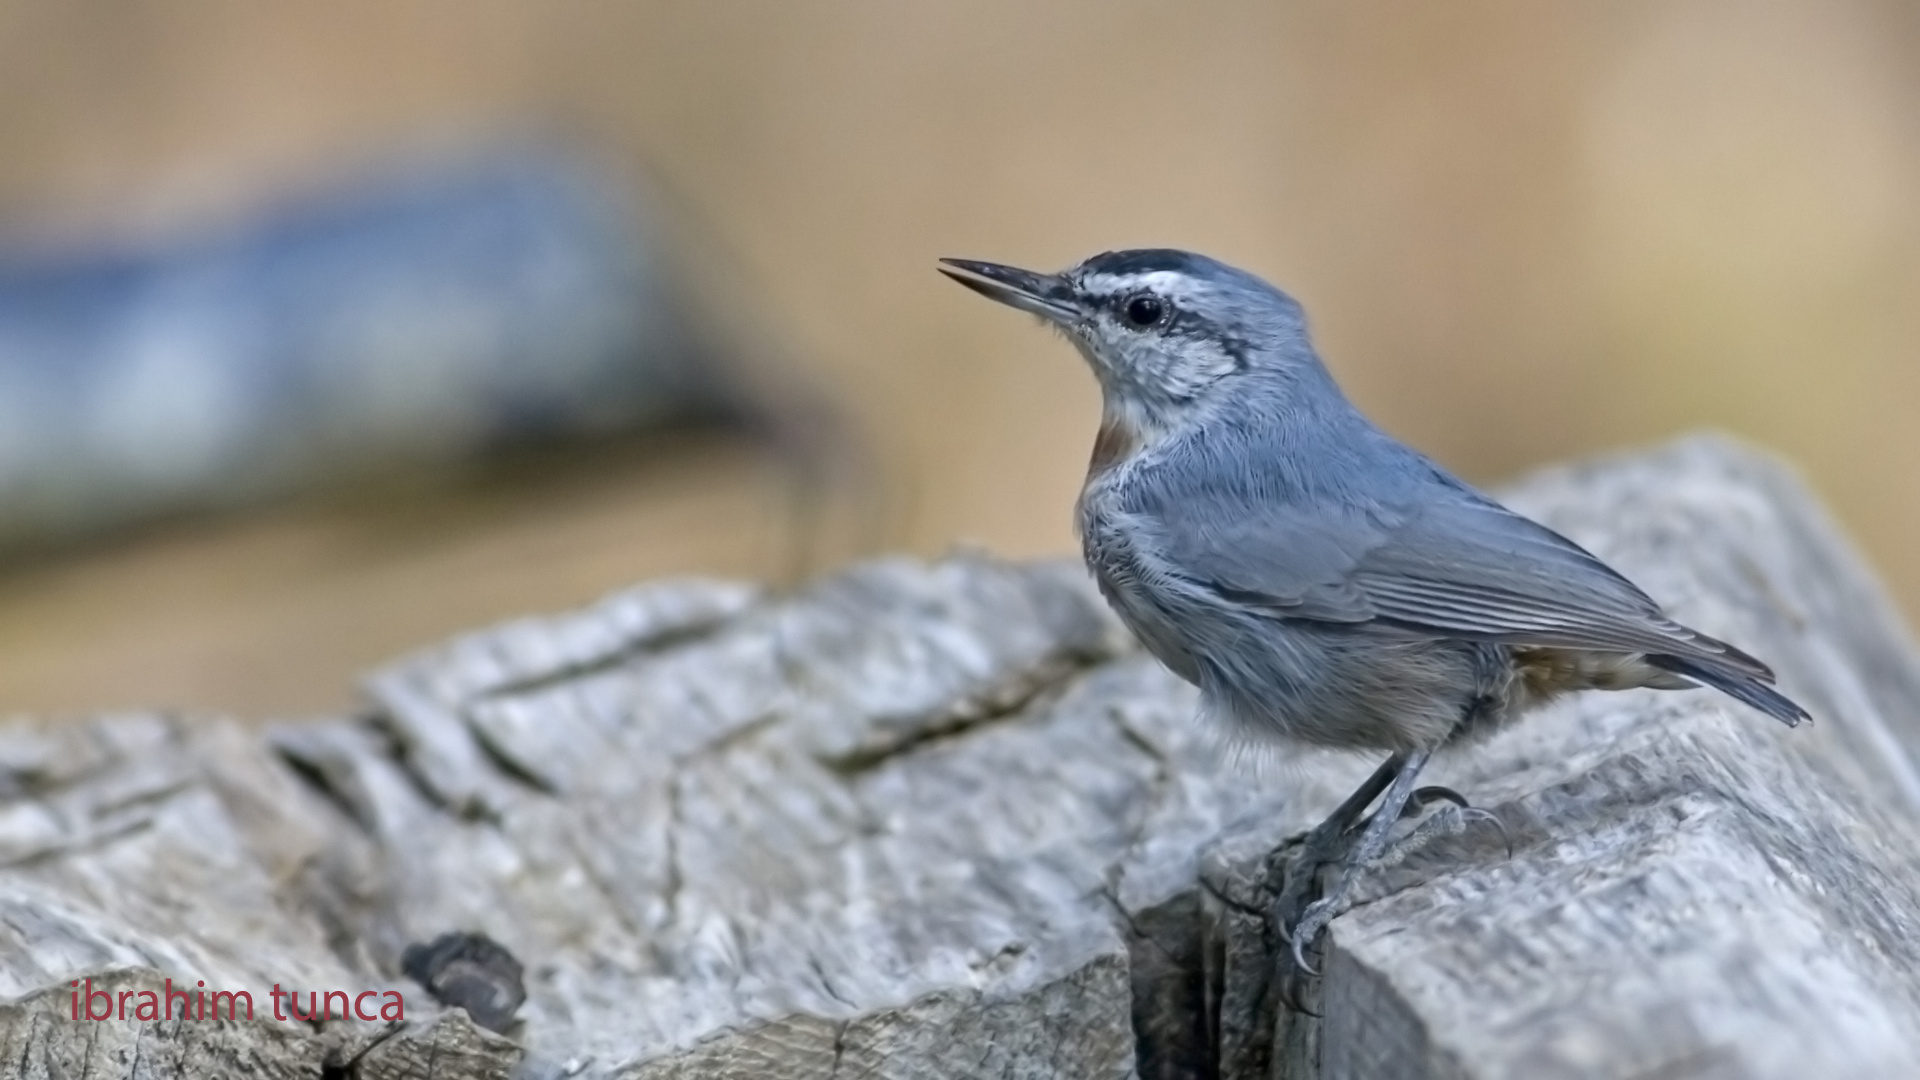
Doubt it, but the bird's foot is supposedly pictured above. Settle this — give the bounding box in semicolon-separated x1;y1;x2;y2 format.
1266;817;1364;1013
1267;813;1363;957
1376;802;1511;870
1283;891;1350;976
1265;755;1407;986
1271;832;1369;1007
1272;756;1513;982
1402;785;1512;857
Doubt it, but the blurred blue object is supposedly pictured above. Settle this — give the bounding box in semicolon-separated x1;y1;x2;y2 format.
0;150;729;550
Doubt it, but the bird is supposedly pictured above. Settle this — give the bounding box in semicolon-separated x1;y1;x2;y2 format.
938;248;1807;976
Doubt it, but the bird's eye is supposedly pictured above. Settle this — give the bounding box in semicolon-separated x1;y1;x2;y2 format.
1122;294;1165;328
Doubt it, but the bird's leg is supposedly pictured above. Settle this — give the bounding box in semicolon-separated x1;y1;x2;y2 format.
1283;747;1434;975
1268;754;1404;972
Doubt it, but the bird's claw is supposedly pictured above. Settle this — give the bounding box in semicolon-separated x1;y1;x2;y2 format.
1405;787;1513;858
1408;784;1471;812
1274;785;1513;988
1457;806;1514;858
1287;896;1341;976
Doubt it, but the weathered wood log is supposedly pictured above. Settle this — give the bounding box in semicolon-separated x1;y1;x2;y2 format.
3;435;1919;1079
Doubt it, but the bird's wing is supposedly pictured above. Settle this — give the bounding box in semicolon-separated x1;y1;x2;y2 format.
1135;490;1384;624
1142;478;1773;678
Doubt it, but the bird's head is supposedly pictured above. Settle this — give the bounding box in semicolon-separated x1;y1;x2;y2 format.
940;249;1324;439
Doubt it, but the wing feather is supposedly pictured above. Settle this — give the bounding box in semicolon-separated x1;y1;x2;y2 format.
1131;454;1773;680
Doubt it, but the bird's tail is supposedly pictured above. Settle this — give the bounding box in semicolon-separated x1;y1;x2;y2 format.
1646;654;1810;728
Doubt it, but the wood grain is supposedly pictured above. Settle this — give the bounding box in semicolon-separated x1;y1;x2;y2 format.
3;435;1917;1079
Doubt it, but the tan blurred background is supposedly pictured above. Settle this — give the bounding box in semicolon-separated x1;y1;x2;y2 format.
0;0;1915;719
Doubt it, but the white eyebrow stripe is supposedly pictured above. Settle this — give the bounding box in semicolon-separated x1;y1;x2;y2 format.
1079;270;1210;305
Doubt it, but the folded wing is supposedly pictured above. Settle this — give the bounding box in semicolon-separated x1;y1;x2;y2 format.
1140;470;1774;680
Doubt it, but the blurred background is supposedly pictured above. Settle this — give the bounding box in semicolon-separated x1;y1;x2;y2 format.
0;0;1915;719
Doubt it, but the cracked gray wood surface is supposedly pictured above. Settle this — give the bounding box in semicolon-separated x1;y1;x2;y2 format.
3;435;1919;1080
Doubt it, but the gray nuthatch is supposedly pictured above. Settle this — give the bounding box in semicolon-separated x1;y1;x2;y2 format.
940;248;1805;974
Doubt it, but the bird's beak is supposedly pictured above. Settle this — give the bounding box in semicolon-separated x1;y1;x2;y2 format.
938;258;1082;325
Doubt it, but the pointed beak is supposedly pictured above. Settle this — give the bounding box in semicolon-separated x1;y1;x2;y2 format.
938;258;1082;324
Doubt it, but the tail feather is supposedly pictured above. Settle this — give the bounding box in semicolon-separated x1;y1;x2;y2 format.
1647;654;1810;727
